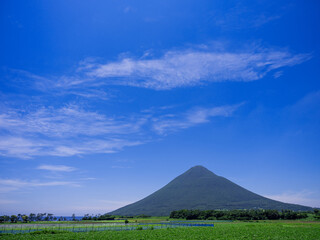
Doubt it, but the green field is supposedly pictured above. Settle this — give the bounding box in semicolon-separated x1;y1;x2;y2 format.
1;221;319;240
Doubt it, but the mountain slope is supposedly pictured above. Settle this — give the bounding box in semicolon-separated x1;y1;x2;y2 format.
109;166;312;216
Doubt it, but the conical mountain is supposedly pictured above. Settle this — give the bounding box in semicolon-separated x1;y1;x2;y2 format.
109;166;312;216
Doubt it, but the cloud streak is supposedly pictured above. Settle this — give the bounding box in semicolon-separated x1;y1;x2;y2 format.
0;105;146;158
37;165;77;172
0;103;240;158
77;48;310;90
0;105;143;137
0;178;80;193
152;104;241;135
8;44;310;93
0;136;143;159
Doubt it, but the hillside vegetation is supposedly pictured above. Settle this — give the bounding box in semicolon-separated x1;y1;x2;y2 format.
110;166;312;216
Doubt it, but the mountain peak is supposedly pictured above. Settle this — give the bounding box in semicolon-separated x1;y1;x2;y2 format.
109;166;312;216
190;165;207;170
185;165;218;177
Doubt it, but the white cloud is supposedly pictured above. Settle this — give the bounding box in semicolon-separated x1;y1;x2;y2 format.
0;186;19;194
8;42;311;95
0;137;46;159
251;14;281;28
209;2;283;30
123;6;132;13
79;48;310;90
265;190;320;208
0;105;146;158
48;139;143;157
0;199;20;204
111;165;132;169
0;105;143;137
0;178;80;192
152;104;241;135
37;165;76;172
0;135;143;158
10;44;310;93
289;90;320;114
56;88;110;100
0;104;239;158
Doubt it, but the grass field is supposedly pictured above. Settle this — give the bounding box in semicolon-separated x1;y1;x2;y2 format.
0;221;319;240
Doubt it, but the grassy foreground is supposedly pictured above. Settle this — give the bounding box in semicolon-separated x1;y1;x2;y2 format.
1;221;319;240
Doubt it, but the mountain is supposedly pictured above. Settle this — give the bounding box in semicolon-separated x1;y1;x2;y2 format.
109;166;312;216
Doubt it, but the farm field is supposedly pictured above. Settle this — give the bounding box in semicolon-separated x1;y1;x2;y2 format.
1;221;319;240
0;220;214;234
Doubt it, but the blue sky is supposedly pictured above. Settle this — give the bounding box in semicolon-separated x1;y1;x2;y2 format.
0;0;320;215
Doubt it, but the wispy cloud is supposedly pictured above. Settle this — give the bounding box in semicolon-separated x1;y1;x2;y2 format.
9;44;310;92
209;2;285;30
76;47;310;90
81;177;96;181
0;105;146;158
63;89;110;100
111;165;132;169
289;90;320;115
265;190;320;208
213;11;281;30
37;165;77;172
152;104;241;135
0;137;46;158
0;199;20;204
0;103;239;158
251;14;281;28
0;135;143;158
4;68;110;101
0;178;80;193
0;105;143;137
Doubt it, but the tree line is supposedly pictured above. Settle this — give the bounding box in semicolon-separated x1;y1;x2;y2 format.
1;209;319;223
82;214;115;221
81;213;151;221
169;209;318;220
0;213;152;223
0;213;69;223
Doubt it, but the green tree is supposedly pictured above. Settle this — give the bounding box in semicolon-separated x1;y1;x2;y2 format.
4;215;10;222
29;213;36;221
10;215;18;223
22;215;29;223
47;213;54;221
314;209;320;219
36;213;45;221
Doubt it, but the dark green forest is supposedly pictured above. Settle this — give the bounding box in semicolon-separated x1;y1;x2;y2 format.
170;209;320;220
